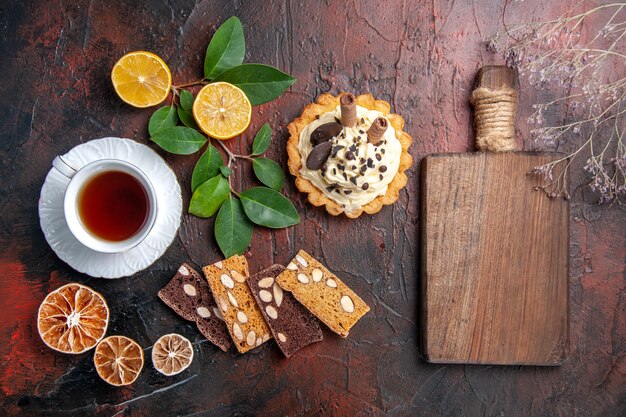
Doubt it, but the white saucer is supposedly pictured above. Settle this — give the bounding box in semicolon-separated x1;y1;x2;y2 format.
39;137;182;278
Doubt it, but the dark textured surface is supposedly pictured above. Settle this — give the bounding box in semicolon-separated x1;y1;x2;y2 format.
0;1;624;416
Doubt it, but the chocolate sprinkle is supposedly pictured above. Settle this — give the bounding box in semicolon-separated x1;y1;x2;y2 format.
375;154;382;161
350;176;357;185
337;164;345;171
351;165;357;170
360;157;366;164
379;165;387;173
381;149;386;154
359;129;365;134
343;172;348;180
360;118;365;124
333;168;337;175
362;182;369;190
330;145;344;157
345;151;355;160
344;190;352;195
379;174;384;180
367;158;374;168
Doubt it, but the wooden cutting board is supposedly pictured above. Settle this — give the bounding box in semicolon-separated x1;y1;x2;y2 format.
420;66;569;365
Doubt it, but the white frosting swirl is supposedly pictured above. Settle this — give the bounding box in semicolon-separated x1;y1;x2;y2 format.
298;105;402;214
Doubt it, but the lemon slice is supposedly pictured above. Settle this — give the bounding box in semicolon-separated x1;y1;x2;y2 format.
192;82;252;140
151;333;194;376
111;51;172;108
37;283;109;354
94;335;144;386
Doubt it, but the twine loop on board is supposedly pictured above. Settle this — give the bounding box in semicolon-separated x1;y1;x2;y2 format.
470;87;518;152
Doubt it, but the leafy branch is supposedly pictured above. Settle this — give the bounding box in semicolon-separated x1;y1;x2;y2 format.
187;125;296;256
145;16;299;256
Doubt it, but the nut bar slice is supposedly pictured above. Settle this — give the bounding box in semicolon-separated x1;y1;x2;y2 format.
248;264;323;358
203;255;272;353
277;250;370;337
158;263;232;352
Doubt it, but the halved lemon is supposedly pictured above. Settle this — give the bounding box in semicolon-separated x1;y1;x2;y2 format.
37;283;109;354
111;51;172;108
94;335;144;386
192;82;252;139
152;333;194;376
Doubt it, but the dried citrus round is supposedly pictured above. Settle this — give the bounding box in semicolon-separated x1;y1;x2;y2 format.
111;51;172;108
37;283;109;354
151;333;194;376
94;335;144;386
192;82;252;139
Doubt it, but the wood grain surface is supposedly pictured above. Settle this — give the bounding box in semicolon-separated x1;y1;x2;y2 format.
0;1;624;416
421;152;569;365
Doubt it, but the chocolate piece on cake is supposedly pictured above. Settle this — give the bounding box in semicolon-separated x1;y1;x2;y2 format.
158;263;232;352
248;264;323;358
203;256;272;354
277;250;370;337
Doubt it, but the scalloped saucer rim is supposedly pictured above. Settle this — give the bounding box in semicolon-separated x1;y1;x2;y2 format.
38;137;182;278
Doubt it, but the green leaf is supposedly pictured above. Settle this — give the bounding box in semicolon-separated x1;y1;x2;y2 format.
215;197;253;257
151;126;207;155
148;106;178;136
252;158;285;190
179;89;194;112
189;175;230;218
213;64;296;105
219;165;232;177
239;187;300;228
178;107;200;130
251;123;271;155
204;16;245;80
191;144;224;192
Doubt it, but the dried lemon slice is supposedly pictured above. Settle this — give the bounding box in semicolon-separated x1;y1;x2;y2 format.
111;51;172;108
152;333;194;376
37;283;109;354
94;335;144;386
192;82;252;139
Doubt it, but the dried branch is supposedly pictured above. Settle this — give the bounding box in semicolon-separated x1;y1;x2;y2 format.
487;2;626;204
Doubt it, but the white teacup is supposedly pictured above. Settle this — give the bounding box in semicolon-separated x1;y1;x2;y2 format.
52;156;158;253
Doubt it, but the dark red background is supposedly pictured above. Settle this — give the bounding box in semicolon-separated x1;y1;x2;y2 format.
0;1;624;416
